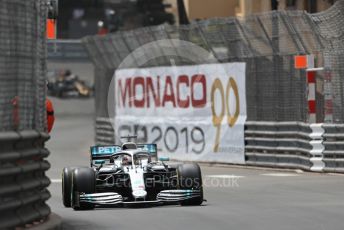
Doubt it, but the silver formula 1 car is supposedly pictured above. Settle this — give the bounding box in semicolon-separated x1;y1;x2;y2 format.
62;136;204;210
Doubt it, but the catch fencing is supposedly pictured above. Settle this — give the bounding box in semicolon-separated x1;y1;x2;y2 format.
0;0;51;229
307;3;344;172
83;1;344;172
310;4;344;123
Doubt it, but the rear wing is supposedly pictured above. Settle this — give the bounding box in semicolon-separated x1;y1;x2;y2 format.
90;145;121;166
90;145;122;159
90;144;158;164
137;143;158;160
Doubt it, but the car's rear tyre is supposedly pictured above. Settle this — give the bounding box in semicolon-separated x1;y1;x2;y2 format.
177;163;203;206
71;167;96;210
62;167;75;207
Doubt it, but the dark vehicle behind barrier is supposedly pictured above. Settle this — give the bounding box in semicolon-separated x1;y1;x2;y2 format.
47;69;93;98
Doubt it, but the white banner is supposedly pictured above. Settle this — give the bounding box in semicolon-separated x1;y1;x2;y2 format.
113;63;246;163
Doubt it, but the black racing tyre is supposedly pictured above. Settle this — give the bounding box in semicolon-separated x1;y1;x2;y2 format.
71;167;96;210
177;163;203;206
62;167;75;207
168;163;182;170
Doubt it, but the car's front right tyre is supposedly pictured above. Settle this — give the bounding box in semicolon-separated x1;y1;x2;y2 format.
177;163;204;206
71;167;96;210
62;167;75;207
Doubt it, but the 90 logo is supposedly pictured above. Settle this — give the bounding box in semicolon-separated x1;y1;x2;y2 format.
211;77;240;152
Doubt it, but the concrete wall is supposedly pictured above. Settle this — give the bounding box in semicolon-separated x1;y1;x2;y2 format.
184;0;238;20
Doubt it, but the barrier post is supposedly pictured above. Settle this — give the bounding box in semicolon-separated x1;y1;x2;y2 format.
305;67;325;123
306;69;317;123
324;68;333;123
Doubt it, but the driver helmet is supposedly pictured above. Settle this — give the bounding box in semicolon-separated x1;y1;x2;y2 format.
122;156;132;165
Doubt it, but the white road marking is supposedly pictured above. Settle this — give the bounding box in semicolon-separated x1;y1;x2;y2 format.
261;173;298;177
326;173;344;177
294;169;304;174
206;175;245;179
51;179;62;183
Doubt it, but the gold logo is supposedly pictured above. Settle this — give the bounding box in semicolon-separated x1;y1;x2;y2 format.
211;77;240;152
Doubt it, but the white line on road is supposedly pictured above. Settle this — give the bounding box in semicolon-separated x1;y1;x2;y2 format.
261;173;298;177
206;175;245;179
51;179;62;183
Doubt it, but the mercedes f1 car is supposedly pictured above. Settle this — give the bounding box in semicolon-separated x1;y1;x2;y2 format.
62;136;204;210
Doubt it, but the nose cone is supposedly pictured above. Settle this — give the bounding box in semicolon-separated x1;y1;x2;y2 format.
132;190;147;198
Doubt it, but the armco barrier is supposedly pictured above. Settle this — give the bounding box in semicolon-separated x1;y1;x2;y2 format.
96;118;344;173
95;117;115;145
244;122;325;172
0;131;51;229
47;39;89;61
322;124;344;173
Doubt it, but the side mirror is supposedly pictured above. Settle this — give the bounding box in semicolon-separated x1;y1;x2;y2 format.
95;160;105;165
159;157;170;162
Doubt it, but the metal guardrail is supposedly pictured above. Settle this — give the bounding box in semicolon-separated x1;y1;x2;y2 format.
95;117;115;145
322;124;344;173
47;39;90;61
0;131;51;229
245;122;314;170
96;118;344;173
245;122;344;173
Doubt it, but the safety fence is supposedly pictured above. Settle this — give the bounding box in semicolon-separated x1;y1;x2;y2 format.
0;131;51;228
83;10;323;123
309;3;344;123
322;124;344;173
83;1;344;172
0;0;51;229
47;39;89;61
245;122;344;173
0;0;47;132
95;118;344;173
95;117;115;145
245;122;313;170
245;122;325;171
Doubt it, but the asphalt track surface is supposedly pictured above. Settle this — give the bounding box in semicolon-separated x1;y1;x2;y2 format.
45;97;344;230
46;63;344;230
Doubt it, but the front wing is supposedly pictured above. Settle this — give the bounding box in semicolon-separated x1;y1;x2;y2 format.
77;190;201;207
